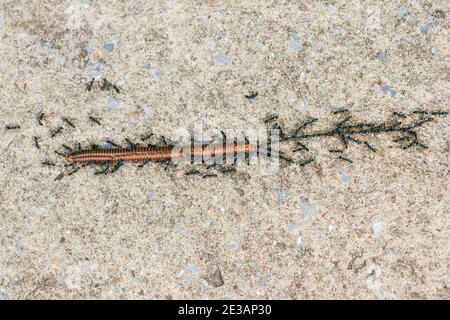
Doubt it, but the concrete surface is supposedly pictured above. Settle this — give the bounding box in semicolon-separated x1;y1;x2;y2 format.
0;1;449;299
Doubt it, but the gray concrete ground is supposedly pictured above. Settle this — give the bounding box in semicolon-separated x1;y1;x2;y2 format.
0;1;449;299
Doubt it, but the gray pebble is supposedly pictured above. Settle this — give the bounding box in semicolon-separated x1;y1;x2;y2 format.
381;85;397;98
376;52;388;64
208;268;224;287
213;52;230;65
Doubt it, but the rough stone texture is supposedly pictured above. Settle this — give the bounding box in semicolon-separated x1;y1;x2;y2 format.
0;1;448;299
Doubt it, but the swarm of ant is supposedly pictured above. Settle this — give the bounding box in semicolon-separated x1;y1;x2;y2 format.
20;106;445;181
262;108;448;164
5;79;447;182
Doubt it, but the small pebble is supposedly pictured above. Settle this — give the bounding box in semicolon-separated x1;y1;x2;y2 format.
213;52;229;65
289;33;302;52
372;222;383;234
340;169;350;184
376;52;388;64
208;268;224;287
297;201;312;214
288;223;300;235
381;85;397;98
277;191;288;200
57;56;66;65
108;96;119;110
103;43;115;52
259;275;271;285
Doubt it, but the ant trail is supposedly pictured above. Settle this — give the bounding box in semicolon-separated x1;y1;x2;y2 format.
62;117;75;128
186;169;200;176
412;110;428;115
106;140;121;148
86;78;95;91
292;143;309;152
263;114;278;123
299;158;314;167
88;116;101;126
431;111;447;116
333;108;349;114
34;136;40;149
5;124;20;130
100;79;120;94
220;166;237;174
393;111;406;118
141;133;154;141
50;126;63;137
37;112;45;125
46;108;447;179
339;155;353;163
245;92;258;100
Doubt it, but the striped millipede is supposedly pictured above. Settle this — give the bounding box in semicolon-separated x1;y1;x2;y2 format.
65;143;257;164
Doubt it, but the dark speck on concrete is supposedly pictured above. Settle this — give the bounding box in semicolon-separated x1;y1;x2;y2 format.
54;172;65;181
430;9;446;20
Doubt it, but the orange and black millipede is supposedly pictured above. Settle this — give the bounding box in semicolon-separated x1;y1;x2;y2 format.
65;143;257;164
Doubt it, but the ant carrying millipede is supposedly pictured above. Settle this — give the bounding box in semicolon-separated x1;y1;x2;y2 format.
36;108;447;181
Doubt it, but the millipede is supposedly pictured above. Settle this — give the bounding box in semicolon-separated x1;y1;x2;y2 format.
64;143;257;164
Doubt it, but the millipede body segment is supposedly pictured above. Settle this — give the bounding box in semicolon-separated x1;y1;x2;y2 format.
65;144;257;164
